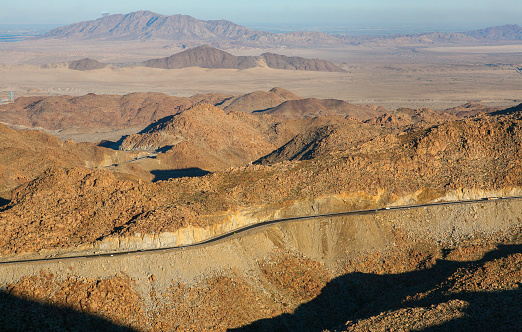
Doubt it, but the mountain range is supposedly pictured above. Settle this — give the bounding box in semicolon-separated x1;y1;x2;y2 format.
38;10;342;47
37;10;522;48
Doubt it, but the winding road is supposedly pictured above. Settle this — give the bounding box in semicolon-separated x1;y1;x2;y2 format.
1;196;519;265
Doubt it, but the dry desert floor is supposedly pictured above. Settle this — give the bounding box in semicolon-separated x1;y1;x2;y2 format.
0;39;521;111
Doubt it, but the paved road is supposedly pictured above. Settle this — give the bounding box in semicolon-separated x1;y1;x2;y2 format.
1;196;519;265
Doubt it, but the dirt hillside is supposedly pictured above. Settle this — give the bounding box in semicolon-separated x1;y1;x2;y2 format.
0;123;147;200
0;92;231;131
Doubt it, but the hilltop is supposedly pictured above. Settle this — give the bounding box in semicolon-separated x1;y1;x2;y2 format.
0;92;231;130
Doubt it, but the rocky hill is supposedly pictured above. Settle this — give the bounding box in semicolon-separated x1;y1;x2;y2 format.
0;123;145;200
0;92;231;131
258;98;385;120
141;45;345;72
116;104;278;170
222;87;302;113
68;58;108;70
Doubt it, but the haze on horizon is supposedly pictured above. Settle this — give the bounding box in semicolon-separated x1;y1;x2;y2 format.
1;0;521;34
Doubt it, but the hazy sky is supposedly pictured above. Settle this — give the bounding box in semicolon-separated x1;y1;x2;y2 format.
1;0;520;31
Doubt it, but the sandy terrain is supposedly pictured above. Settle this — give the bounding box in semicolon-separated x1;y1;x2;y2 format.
0;40;521;111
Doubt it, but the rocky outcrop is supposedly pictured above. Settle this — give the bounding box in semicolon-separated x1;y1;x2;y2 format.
116;103;278;169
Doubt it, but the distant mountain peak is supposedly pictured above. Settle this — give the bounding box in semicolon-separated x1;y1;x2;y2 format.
465;24;522;40
36;11;342;47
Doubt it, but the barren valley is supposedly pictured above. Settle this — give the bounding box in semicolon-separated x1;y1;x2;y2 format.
1;40;521;111
0;11;521;332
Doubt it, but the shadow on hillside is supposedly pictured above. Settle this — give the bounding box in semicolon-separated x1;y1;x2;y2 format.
0;290;137;331
137;114;177;134
231;244;522;332
0;197;9;210
151;168;210;182
98;137;125;150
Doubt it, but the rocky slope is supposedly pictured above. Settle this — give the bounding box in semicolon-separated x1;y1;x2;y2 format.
116;104;278;170
1;197;520;331
259;98;386;120
221;87;302;113
219;88;386;120
0;92;231;131
141;45;345;72
3;106;522;255
113;103;367;172
0;123;146;200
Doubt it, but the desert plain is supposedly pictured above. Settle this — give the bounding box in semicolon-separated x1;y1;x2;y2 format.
1;38;521;112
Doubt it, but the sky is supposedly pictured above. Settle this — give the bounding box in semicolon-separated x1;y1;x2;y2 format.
1;0;521;32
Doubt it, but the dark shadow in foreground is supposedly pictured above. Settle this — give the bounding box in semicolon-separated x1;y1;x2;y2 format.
151;168;211;182
0;291;137;331
231;244;522;332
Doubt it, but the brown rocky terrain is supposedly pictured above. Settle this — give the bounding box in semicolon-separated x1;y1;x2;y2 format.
260;98;386;120
364;107;458;128
441;102;500;118
141;45;345;72
221;87;302;113
1;201;520;331
1;91;521;331
218;87;387;120
2;104;522;255
116;104;278;170
0;92;231;131
0;123;148;200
